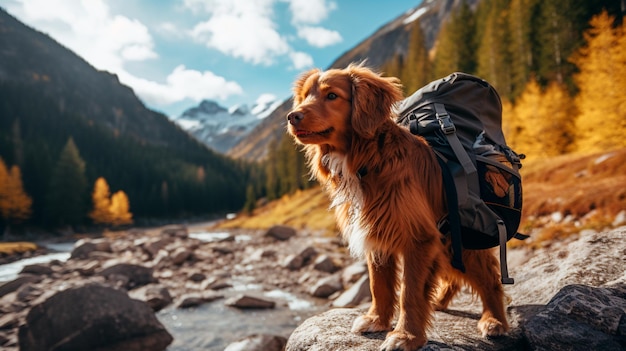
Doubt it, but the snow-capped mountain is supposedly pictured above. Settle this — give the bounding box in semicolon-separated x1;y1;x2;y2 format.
173;96;282;153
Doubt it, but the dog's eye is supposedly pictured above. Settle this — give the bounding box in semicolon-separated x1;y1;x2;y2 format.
327;92;338;100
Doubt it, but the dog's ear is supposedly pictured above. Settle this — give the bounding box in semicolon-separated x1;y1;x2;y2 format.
348;65;403;139
292;69;320;105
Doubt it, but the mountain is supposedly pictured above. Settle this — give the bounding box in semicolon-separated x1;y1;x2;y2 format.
0;8;249;224
228;0;465;161
173;98;280;153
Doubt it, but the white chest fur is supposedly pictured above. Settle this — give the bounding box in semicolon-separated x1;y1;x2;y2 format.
322;153;369;258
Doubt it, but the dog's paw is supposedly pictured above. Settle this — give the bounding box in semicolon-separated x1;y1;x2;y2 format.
379;330;426;351
478;316;508;337
351;314;389;333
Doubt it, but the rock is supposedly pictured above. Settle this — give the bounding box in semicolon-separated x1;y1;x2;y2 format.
176;292;223;308
265;225;297;241
341;261;368;286
19;264;53;276
171;247;192;265
283;246;318;270
286;308;524;351
332;274;371;308
188;272;206;282
143;285;173;311
225;294;276;309
524;284;626;350
224;334;288;351
313;255;341;273
18;283;173;351
70;238;111;259
143;237;174;257
160;225;188;238
0;275;41;298
0;314;19;329
98;263;155;290
310;274;343;298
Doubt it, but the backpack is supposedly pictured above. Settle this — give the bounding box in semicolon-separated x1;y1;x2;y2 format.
395;72;527;284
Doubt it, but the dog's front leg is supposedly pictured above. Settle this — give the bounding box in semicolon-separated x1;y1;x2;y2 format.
380;241;437;351
351;252;397;333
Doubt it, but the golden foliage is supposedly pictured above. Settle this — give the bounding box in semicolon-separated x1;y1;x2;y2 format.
110;191;133;226
504;78;575;160
571;11;626;153
89;177;133;226
89;177;113;224
0;158;32;224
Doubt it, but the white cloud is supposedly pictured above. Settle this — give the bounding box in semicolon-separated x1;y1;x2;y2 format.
4;0;243;108
6;0;158;74
288;0;337;24
186;0;289;65
122;65;243;106
289;51;314;70
296;26;342;48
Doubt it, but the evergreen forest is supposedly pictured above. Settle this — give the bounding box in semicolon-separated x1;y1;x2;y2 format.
253;0;625;210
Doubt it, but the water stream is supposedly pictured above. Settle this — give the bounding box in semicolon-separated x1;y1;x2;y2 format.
0;232;323;350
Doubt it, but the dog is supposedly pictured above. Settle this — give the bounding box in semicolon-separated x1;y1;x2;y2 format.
286;64;509;351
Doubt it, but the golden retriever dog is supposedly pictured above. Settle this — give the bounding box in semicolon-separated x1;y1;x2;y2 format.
286;64;508;350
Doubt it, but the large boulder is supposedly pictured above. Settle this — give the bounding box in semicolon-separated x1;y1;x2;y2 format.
18;283;173;351
524;284;626;350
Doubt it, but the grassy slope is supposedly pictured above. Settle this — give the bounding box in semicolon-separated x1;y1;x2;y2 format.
218;148;626;247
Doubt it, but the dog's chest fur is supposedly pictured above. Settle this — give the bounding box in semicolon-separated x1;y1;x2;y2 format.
322;153;369;258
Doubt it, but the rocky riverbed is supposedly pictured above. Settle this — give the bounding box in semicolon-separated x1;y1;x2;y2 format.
0;224;625;350
0;224;366;350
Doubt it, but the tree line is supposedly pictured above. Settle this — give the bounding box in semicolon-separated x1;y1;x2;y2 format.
384;0;625;159
249;1;625;209
0;83;251;233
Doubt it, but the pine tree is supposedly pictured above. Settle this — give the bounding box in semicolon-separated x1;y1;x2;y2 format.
512;78;543;159
508;0;539;98
475;0;513;98
89;177;113;225
110;190;133;226
45;137;88;226
403;20;431;93
434;0;477;78
571;11;626;153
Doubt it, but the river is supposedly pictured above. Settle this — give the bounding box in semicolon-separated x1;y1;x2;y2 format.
0;231;324;350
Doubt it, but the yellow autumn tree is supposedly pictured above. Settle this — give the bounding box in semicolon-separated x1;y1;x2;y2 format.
110;190;133;226
512;78;543;160
0;158;33;226
510;78;575;160
571;10;626;153
89;177;113;225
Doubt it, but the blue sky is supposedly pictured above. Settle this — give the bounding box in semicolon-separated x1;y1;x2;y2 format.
0;0;421;117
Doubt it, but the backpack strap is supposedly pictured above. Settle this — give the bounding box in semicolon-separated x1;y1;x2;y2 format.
436;155;465;273
497;219;514;284
433;103;480;205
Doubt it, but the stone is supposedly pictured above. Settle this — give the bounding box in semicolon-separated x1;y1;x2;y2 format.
18;283;173;351
19;264;53;276
224;334;288;351
265;225;297;241
332;274;371;308
524;284;626;351
176;292;223;308
70;239;111;259
341;261;368;286
170;247;192;265
313;255;341;273
160;225;188;238
310;274;343;298
143;237;174;257
144;285;173;311
225;294;276;309
98;263;155;290
0;275;41;298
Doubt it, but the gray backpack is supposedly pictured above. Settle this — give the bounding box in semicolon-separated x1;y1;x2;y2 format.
396;72;527;284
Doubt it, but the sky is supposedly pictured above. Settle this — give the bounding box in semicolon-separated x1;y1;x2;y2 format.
0;0;421;118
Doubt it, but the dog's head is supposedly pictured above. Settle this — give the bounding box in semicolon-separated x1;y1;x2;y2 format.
286;64;403;153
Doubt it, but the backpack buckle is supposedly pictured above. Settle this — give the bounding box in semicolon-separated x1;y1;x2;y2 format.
437;112;456;135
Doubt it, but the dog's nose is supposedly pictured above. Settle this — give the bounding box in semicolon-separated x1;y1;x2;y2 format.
287;111;304;125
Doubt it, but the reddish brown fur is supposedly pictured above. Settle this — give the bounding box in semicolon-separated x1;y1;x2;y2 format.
287;64;509;351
